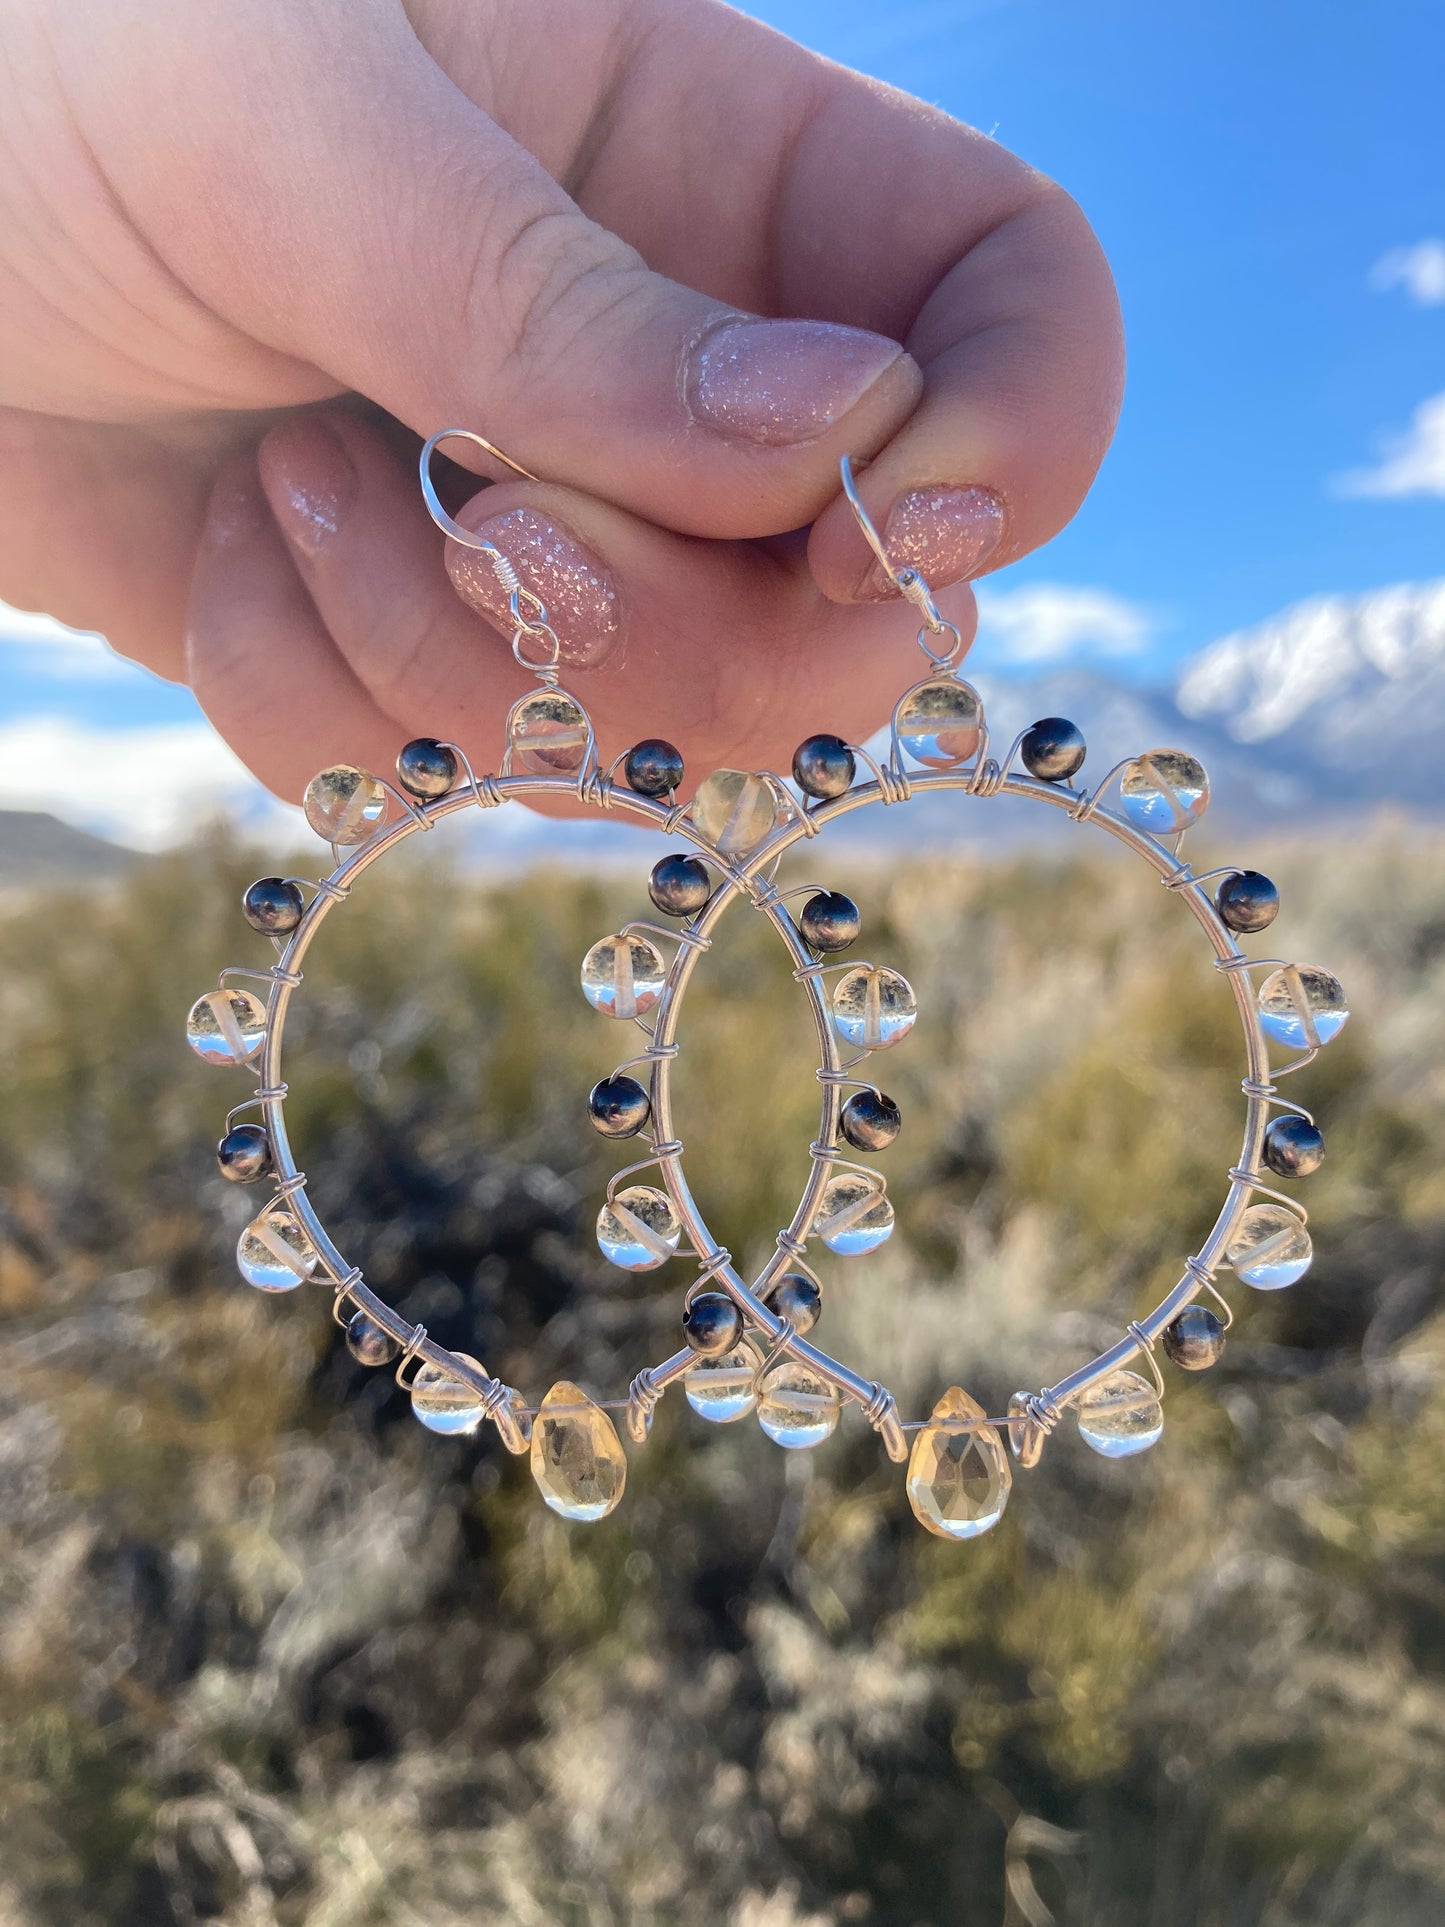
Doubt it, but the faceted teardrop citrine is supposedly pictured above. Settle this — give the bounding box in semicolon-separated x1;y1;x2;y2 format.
905;1386;1011;1541
529;1380;628;1522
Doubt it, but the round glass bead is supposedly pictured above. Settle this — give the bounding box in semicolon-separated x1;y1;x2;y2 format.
906;1387;1012;1540
1216;869;1279;934
596;1185;682;1270
792;734;856;799
624;738;684;797
894;678;983;769
800;890;860;953
756;1361;840;1449
1076;1370;1164;1458
346;1309;399;1368
689;769;780;853
236;1208;319;1292
411;1353;488;1435
1162;1305;1226;1371
242;876;304;936
1226;1204;1313;1290
1257;966;1349;1051
1118;750;1210;834
839;1089;901;1153
587;1074;651;1139
530;1381;628;1521
830;965;917;1051
1020;716;1086;783
507;689;591;775
395;737;457;798
767;1273;822;1335
216;1123;272;1183
648;853;711;917
186;988;268;1067
1263;1114;1325;1178
580;933;668;1020
682;1290;743;1357
302;765;388;844
684;1343;761;1423
812;1172;894;1256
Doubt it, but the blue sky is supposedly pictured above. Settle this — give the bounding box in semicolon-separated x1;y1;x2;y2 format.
2;0;1442;844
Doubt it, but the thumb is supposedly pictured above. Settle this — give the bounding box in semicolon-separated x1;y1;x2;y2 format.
68;0;920;539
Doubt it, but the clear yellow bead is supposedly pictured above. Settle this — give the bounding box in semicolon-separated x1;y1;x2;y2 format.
1118;749;1209;834
411;1353;489;1435
236;1208;319;1292
508;689;591;776
1226;1203;1313;1290
580;933;668;1019
530;1380;627;1521
185;988;268;1066
302;765;388;843
756;1360;840;1449
689;769;780;853
894;678;984;769
1076;1370;1164;1458
830;965;917;1051
684;1342;761;1423
906;1386;1012;1540
1256;965;1349;1051
596;1185;681;1270
812;1172;894;1256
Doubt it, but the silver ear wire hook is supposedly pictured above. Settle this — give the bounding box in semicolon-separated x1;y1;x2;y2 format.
420;427;553;635
839;454;950;637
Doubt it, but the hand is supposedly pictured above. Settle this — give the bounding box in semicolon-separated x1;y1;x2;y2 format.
0;0;1123;801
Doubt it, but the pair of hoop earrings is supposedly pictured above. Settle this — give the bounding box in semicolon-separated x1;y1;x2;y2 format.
185;431;1348;1541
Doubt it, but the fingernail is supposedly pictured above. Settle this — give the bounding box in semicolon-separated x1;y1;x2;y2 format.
857;486;1006;599
446;506;622;669
259;417;357;556
686;316;905;447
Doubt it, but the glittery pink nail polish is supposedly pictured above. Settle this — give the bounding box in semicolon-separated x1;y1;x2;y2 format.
686;317;905;446
857;486;1006;599
259;418;357;555
446;507;622;669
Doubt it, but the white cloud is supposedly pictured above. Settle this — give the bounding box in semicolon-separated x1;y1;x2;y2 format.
0;715;300;852
0;600;133;681
1370;240;1445;306
973;584;1154;664
1336;389;1445;499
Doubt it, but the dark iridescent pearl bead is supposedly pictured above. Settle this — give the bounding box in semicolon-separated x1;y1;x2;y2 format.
625;739;685;797
792;734;856;800
242;876;305;936
1162;1305;1226;1371
1021;717;1087;783
840;1089;901;1152
396;737;458;798
346;1309;400;1367
649;853;712;917
683;1291;743;1356
1263;1114;1325;1178
588;1074;652;1138
216;1123;272;1183
800;890;860;952
768;1272;822;1335
1216;870;1279;934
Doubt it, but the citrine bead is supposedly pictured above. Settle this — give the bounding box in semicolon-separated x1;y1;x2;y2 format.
530;1380;627;1521
906;1386;1012;1540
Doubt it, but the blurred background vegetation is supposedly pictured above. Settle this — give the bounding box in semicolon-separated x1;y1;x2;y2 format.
1;811;1443;1926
